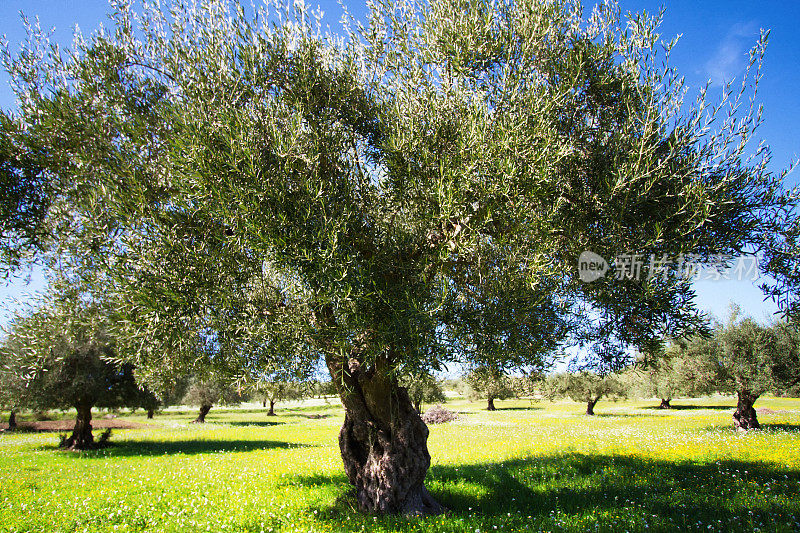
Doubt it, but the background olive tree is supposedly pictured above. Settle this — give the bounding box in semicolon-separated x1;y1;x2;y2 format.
182;375;243;424
672;306;800;430
399;372;447;414
251;380;307;416
462;366;517;411
630;342;712;409
0;282;146;449
545;371;627;415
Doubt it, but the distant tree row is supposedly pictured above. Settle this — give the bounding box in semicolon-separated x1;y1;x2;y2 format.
0;280;321;445
452;306;800;427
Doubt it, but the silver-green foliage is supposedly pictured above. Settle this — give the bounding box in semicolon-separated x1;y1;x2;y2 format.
0;0;788;394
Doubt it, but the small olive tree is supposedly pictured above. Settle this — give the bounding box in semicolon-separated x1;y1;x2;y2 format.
463;367;516;411
0;347;25;430
400;372;447;414
545;371;627;415
182;375;242;423
252;381;306;416
631;342;711;409
0;284;144;448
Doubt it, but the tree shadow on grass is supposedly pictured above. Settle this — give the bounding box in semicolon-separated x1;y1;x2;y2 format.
639;404;733;411
293;453;800;531
293;413;333;419
46;439;313;457
592;413;654;418
220;421;284;427
760;423;800;432
699;423;800;434
492;406;544;411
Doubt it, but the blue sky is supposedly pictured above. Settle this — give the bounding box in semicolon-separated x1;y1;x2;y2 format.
1;0;798;329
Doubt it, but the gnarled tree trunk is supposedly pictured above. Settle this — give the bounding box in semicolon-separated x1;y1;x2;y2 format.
62;404;94;450
193;403;212;423
659;398;671;409
146;409;154;419
267;399;276;416
486;397;496;411
7;410;17;430
733;390;760;430
586;399;597;416
327;354;444;516
414;399;422;414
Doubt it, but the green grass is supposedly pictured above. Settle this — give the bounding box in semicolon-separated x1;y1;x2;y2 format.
1;396;799;532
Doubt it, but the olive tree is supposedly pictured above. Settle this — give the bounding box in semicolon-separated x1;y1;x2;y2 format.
632;342;710;409
0;284;144;449
1;0;789;514
545;371;627;415
183;375;242;423
0;345;25;430
676;307;800;430
252;380;307;416
399;372;447;414
463;366;516;411
136;377;188;419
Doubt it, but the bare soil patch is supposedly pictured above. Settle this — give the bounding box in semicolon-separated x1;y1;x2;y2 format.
0;419;147;432
756;408;792;415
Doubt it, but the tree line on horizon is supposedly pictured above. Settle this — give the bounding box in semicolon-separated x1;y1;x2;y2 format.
3;295;797;442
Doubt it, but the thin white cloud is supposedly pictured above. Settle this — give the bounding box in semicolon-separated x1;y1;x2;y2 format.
704;22;759;85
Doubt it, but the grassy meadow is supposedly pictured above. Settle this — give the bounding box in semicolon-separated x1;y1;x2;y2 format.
1;396;799;532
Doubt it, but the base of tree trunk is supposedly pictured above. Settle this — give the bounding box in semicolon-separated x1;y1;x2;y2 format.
7;411;17;430
60;405;96;450
267;400;276;416
328;354;445;516
339;411;444;516
586;400;597;416
487;398;496;411
146;409;154;419
733;391;760;431
192;404;212;424
659;399;671;409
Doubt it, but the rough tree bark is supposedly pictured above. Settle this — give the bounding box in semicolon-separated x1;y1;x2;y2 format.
7;410;17;430
733;390;760;430
326;353;444;516
146;409;154;419
192;404;212;423
659;398;672;409
62;404;95;449
267;399;276;416
486;397;496;411
586;399;598;416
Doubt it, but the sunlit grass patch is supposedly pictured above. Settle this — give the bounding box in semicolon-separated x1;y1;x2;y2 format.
1;396;798;532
